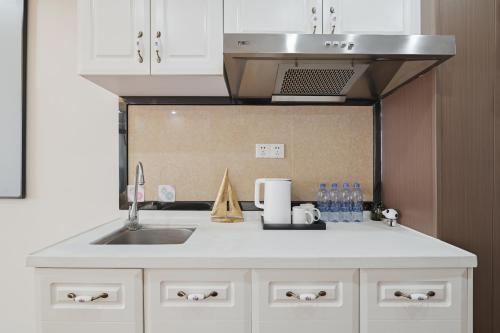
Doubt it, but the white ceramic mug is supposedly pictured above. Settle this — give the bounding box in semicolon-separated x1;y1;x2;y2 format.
292;207;314;224
299;203;321;221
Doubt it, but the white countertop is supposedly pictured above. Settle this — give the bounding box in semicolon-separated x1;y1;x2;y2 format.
26;211;477;269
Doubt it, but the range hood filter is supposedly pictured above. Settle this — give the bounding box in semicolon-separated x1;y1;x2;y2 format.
273;63;369;103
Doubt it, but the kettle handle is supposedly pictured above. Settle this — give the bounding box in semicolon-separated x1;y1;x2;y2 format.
254;179;265;209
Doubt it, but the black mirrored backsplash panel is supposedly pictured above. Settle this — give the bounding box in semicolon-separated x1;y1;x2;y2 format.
118;98;381;211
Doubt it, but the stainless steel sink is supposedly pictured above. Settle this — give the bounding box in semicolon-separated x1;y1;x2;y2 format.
92;225;196;245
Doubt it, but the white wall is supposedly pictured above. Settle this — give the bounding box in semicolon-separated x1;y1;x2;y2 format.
0;0;119;331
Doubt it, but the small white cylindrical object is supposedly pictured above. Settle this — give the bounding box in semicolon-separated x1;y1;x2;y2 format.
187;293;205;301
299;293;317;301
409;293;429;301
74;295;93;303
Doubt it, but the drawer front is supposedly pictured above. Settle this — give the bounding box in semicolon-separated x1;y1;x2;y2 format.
145;269;251;333
360;268;469;333
36;268;143;332
253;269;359;333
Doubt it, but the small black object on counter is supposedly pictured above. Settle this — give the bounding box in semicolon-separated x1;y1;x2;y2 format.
261;216;327;230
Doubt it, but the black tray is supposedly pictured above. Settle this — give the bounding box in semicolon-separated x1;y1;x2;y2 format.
261;216;326;230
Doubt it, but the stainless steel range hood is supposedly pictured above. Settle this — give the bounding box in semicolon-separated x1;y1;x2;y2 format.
223;34;456;103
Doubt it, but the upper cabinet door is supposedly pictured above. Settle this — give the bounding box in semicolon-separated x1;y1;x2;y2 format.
78;0;150;75
323;0;420;35
151;0;223;75
224;0;323;34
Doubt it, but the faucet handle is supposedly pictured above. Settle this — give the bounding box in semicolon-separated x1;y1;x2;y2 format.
127;203;141;230
127;199;136;217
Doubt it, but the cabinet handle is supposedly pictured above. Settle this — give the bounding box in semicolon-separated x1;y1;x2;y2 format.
330;7;337;34
136;31;144;63
154;31;162;63
394;290;436;301
177;290;218;301
286;290;326;301
311;6;318;34
137;50;144;63
67;292;108;303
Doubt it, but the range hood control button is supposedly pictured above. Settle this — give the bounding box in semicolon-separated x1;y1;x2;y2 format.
341;41;347;48
324;41;332;47
332;41;339;47
348;42;355;49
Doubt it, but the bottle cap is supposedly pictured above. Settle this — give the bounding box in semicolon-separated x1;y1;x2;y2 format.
343;182;350;189
331;183;338;189
320;183;326;189
353;182;360;188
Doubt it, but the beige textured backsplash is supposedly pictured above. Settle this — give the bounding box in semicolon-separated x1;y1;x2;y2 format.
128;105;373;202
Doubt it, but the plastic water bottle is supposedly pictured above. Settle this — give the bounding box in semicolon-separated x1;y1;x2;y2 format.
317;183;329;221
329;183;341;222
351;182;364;222
340;182;352;222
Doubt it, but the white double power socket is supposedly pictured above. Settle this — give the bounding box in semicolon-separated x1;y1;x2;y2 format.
256;144;285;159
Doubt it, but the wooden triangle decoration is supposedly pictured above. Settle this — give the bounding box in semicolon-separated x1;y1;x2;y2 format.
211;168;244;223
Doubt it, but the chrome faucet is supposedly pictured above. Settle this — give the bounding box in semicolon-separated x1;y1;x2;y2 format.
128;161;145;231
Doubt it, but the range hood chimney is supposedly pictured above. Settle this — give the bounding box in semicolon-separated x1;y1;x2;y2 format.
223;34;455;103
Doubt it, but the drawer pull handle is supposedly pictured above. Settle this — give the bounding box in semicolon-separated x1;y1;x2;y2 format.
136;31;144;63
286;290;326;301
394;290;436;301
177;291;218;301
67;292;108;303
154;31;162;63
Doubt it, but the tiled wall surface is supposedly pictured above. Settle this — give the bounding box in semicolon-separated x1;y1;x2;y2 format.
128;105;373;202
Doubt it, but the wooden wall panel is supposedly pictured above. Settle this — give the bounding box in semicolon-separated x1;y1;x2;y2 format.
381;72;437;236
436;1;496;332
493;0;500;331
421;0;437;34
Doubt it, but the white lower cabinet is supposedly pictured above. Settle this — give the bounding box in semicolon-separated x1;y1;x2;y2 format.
144;269;252;333
35;268;143;333
252;269;359;333
35;267;472;333
360;268;470;333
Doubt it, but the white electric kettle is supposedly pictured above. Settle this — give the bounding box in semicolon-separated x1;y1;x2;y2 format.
254;178;291;224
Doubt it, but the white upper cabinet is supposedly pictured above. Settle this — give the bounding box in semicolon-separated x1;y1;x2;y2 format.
224;0;323;34
78;0;222;76
78;0;150;75
323;0;420;35
151;0;223;75
76;0;420;95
